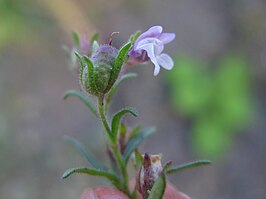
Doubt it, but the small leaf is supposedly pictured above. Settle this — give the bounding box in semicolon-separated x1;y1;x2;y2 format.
105;42;132;93
163;161;173;173
64;136;106;170
134;149;143;169
106;73;137;106
92;40;100;53
83;55;99;96
72;31;80;48
167;160;212;175
129;124;142;139
120;123;127;138
147;173;166;199
62;167;119;184
90;32;99;45
111;107;138;143
129;31;141;43
123;127;156;165
74;52;85;85
63;90;98;117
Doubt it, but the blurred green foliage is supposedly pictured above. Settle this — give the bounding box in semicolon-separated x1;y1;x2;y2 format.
0;0;49;49
0;0;27;47
168;54;252;158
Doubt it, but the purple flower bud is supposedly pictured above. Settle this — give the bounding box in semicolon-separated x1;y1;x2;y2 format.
80;44;118;96
128;26;175;76
137;153;163;198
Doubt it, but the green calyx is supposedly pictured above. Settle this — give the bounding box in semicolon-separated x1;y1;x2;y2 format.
77;42;132;97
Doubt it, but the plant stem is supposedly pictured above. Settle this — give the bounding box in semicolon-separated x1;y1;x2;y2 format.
113;144;130;195
97;95;131;197
98;95;112;135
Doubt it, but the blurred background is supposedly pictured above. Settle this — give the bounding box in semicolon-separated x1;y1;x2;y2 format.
0;0;266;198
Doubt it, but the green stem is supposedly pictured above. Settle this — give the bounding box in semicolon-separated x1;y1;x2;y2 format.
98;95;112;135
113;145;130;195
97;95;131;197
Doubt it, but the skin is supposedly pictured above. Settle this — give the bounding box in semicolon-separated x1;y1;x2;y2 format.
78;182;191;199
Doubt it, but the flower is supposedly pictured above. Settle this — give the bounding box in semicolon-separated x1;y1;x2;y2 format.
128;26;175;76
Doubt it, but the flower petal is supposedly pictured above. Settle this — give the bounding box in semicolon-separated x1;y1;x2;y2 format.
135;26;163;45
153;62;161;76
137;43;155;58
159;33;176;44
139;43;161;76
156;53;174;70
136;38;164;56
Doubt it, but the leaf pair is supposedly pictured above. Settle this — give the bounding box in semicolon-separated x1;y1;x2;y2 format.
110;107;138;144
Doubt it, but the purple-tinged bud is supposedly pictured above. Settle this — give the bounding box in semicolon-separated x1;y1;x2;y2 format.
137;153;163;199
80;44;118;96
91;44;118;92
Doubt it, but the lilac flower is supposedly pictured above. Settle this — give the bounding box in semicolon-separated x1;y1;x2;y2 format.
128;26;175;76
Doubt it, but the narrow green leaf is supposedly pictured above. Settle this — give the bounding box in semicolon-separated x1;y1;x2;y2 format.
62;167;119;184
90;32;99;45
123;127;156;165
106;73;137;106
120;123;127;138
72;31;80;48
111;107;138;143
129;124;142;139
104;42;132;93
163;161;173;173
134;149;143;169
63;90;98;117
83;55;99;95
167;160;212;175
64;136;106;170
74;52;85;85
148;173;166;199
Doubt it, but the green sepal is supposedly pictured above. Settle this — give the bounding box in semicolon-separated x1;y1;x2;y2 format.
62;167;119;184
147;172;166;199
63;90;98;117
111;107;138;143
92;40;100;53
83;55;99;96
74;52;85;85
129;31;141;43
123;127;156;165
167;160;212;175
64;135;106;170
90;32;99;45
105;73;137;110
104;42;132;93
72;31;80;48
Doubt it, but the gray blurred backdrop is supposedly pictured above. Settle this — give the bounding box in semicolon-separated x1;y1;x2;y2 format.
0;0;266;198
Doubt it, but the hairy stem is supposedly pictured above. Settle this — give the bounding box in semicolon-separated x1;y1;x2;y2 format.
97;95;131;197
98;95;112;135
